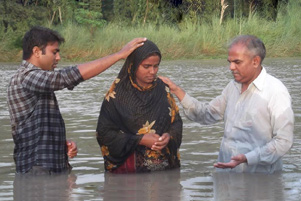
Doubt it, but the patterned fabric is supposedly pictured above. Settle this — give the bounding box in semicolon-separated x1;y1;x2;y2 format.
7;60;83;173
96;40;183;173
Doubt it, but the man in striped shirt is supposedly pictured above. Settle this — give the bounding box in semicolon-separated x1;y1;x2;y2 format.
7;26;146;174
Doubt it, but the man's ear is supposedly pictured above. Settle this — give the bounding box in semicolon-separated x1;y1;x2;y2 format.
32;46;41;58
253;55;261;68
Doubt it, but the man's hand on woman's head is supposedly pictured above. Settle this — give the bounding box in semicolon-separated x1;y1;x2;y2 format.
118;37;147;59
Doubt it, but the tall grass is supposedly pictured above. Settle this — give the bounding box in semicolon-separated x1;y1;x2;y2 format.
58;0;301;62
0;0;300;62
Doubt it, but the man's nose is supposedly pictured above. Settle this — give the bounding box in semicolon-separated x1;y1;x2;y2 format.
229;62;235;70
56;52;61;61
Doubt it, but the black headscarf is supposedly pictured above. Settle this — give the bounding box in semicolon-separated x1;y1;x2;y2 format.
118;40;161;90
96;40;182;172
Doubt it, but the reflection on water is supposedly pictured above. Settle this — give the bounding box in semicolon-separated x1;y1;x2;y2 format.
213;172;285;201
100;169;182;201
0;58;301;200
13;173;77;201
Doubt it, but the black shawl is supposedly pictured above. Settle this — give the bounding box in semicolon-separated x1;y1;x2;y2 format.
96;40;182;172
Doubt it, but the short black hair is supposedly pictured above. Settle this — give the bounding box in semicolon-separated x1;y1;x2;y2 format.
22;26;65;60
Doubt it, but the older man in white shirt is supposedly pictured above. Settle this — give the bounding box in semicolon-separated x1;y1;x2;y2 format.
159;35;294;173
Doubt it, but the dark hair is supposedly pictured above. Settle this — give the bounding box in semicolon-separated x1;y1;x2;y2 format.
228;35;266;64
22;26;65;60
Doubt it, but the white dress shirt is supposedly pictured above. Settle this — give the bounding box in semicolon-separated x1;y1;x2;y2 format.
181;67;294;173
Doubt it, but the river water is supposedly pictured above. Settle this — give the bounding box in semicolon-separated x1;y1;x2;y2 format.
0;58;300;201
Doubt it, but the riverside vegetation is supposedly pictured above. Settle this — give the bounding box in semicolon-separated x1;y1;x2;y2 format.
0;0;300;62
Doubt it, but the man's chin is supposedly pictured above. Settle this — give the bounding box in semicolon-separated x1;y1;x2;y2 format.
232;75;241;81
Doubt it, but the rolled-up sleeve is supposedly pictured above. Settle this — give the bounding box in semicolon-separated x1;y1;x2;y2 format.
23;66;84;93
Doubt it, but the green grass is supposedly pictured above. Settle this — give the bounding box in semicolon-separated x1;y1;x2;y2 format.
0;1;300;62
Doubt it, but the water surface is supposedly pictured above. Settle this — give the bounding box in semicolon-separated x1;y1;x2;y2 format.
0;58;300;200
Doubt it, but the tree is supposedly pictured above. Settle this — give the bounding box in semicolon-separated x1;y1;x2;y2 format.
180;0;220;24
111;0;180;26
225;0;283;21
220;0;229;24
74;0;107;34
0;0;47;33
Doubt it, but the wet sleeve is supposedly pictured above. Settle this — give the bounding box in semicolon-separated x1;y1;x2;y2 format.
181;91;225;125
245;90;294;166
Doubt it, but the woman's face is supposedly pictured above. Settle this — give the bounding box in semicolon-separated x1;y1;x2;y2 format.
135;55;160;88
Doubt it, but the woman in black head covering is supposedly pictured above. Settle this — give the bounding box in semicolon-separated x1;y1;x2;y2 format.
96;40;182;173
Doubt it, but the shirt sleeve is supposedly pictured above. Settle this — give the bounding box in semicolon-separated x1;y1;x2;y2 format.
245;89;294;166
181;92;225;125
22;66;84;93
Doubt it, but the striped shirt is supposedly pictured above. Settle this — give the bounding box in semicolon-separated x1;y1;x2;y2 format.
7;60;83;173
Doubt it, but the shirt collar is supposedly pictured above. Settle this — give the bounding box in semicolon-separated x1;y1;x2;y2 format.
233;66;267;92
252;66;266;91
21;60;39;70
